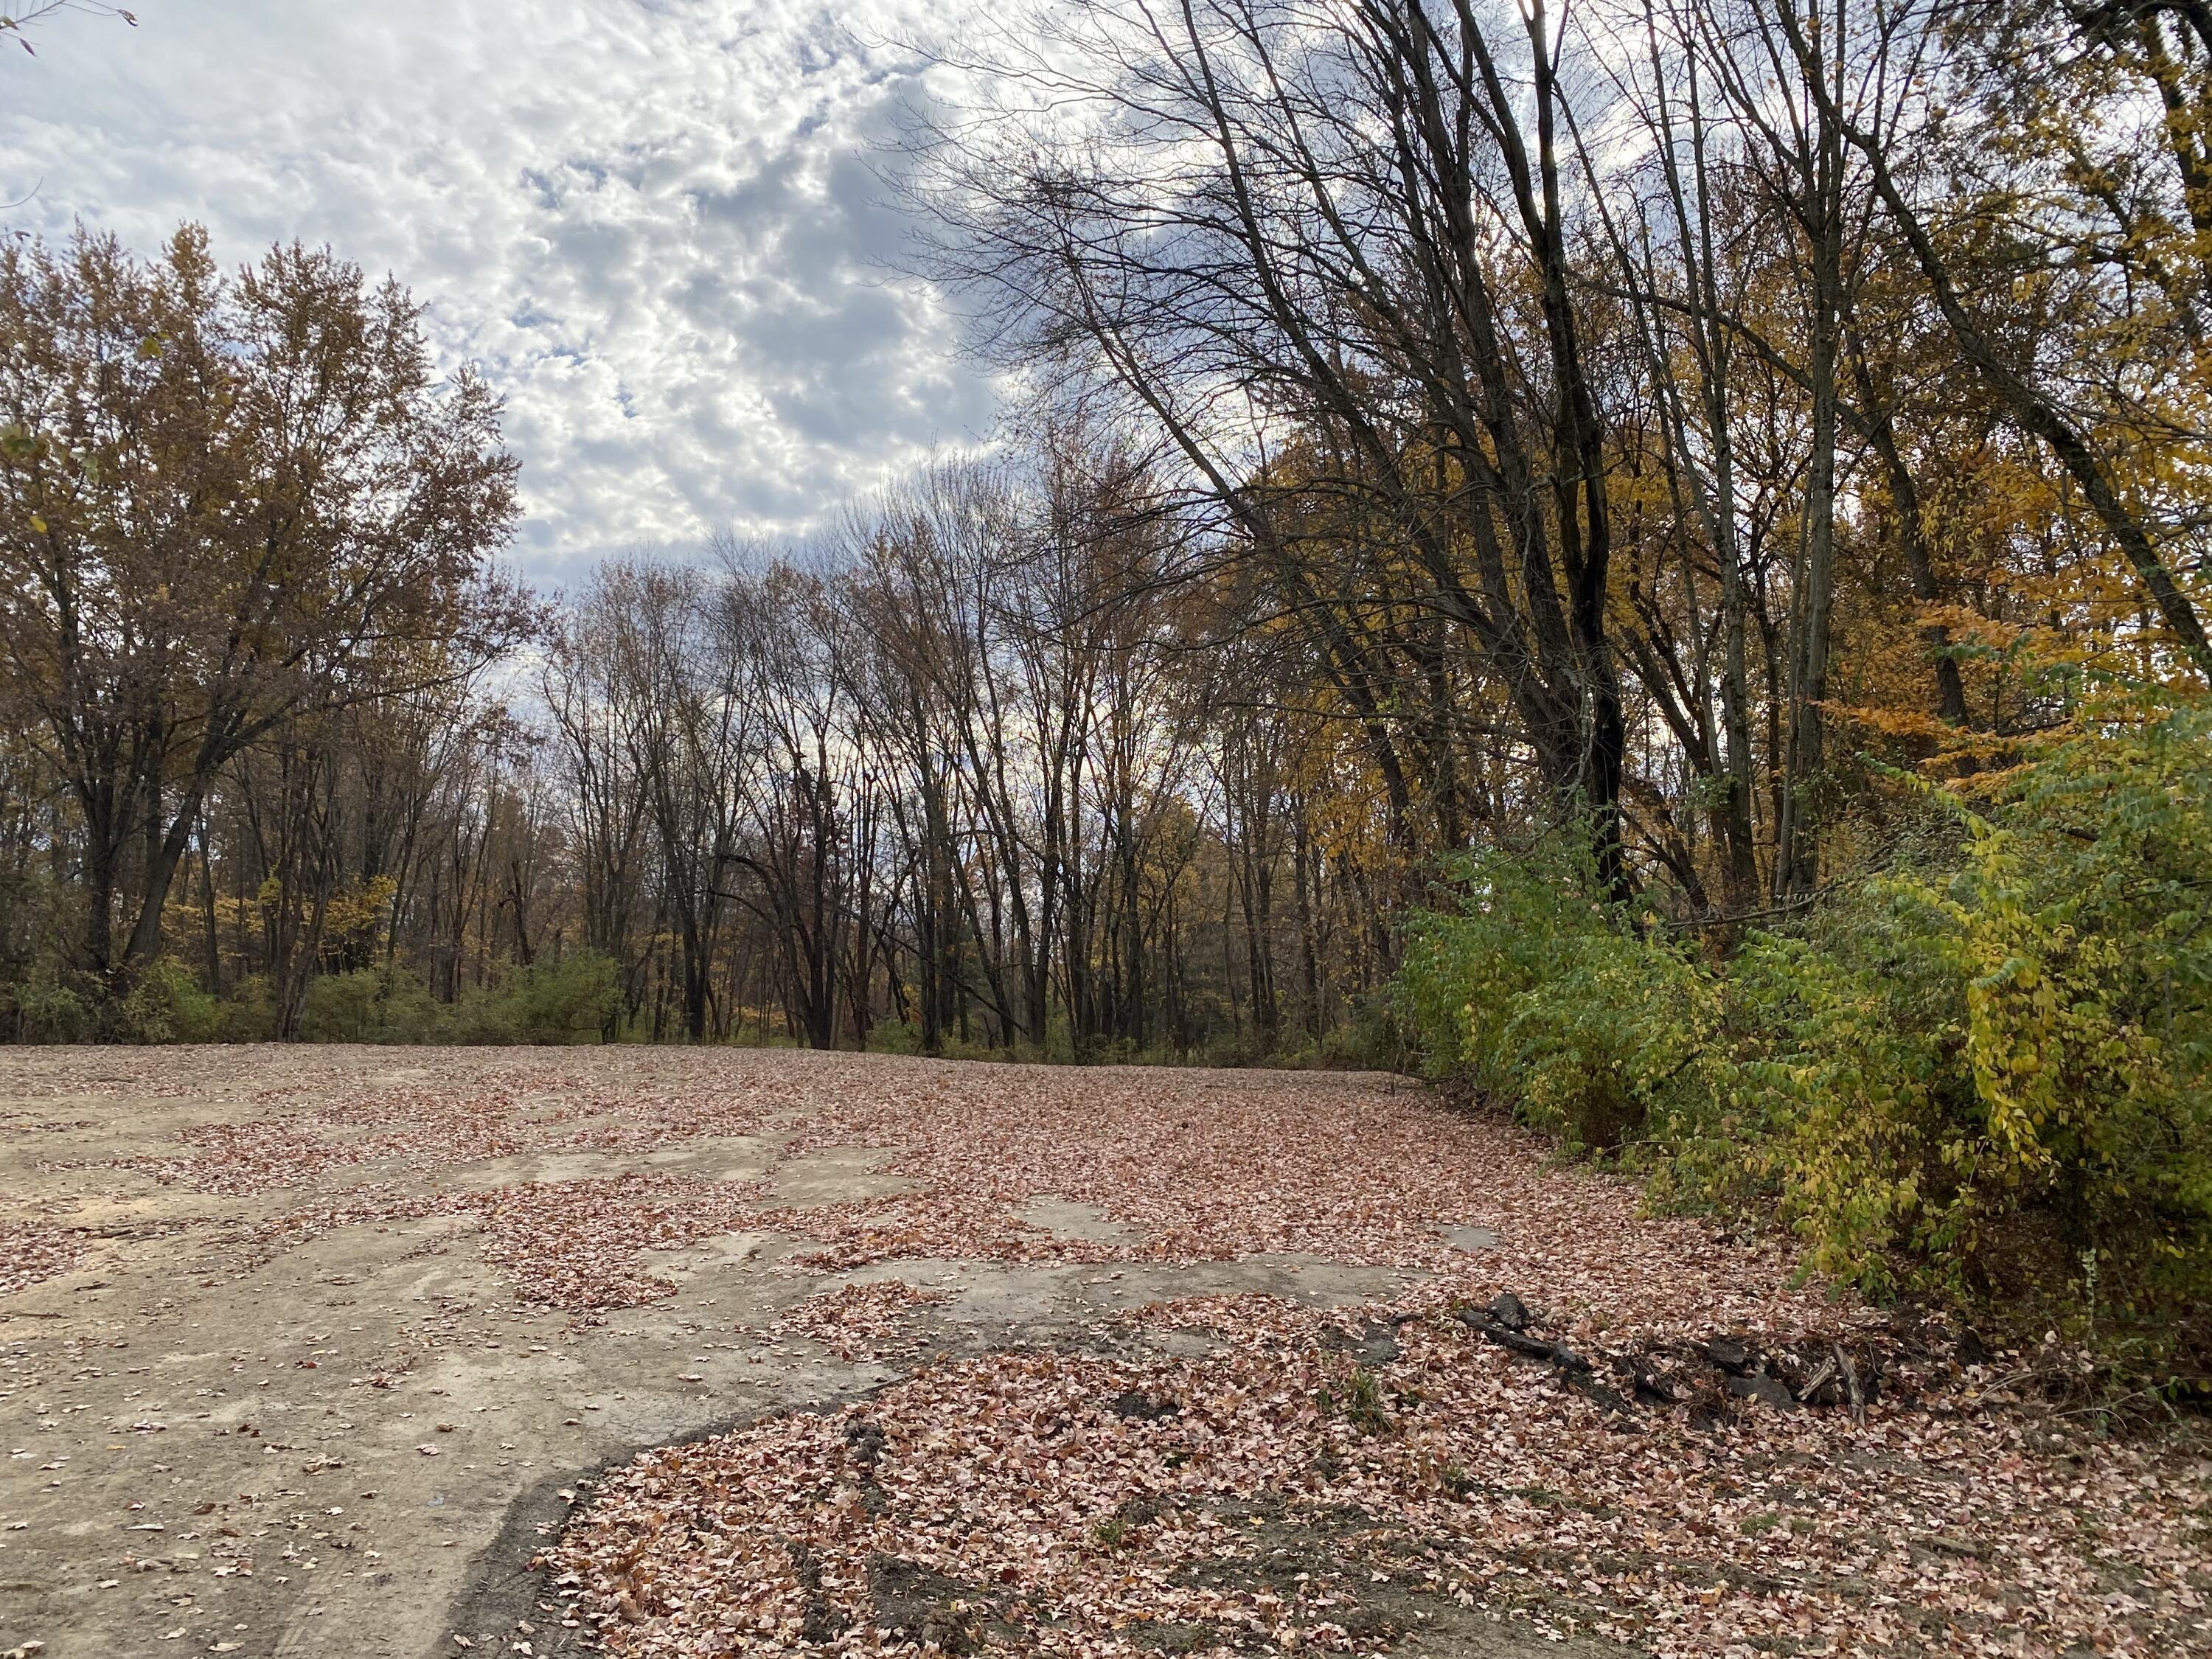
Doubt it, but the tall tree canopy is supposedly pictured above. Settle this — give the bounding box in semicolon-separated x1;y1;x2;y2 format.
0;226;524;992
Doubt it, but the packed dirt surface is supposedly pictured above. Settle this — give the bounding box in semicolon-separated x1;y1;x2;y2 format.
1;1048;2205;1659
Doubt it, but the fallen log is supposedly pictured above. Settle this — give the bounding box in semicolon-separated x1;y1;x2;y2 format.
1453;1306;1594;1374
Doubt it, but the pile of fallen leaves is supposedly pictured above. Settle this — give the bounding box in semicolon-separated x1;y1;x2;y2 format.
552;1293;2212;1658
786;1195;1125;1273
771;1280;948;1362
468;1174;768;1311
14;1048;792;1312
233;1170;768;1312
13;1046;2212;1655
86;1050;778;1196
757;1064;1827;1341
29;1053;1819;1339
0;1220;88;1295
116;1120;378;1194
518;1057;2211;1658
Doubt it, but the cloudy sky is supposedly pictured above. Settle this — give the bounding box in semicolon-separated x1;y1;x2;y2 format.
1;0;998;584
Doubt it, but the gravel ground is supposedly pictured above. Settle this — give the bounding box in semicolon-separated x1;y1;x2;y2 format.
0;1047;2205;1659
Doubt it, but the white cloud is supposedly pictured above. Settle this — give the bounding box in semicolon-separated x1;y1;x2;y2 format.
0;0;998;585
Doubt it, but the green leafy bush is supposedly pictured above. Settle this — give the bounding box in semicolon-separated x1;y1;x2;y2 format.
1742;716;2205;1359
298;965;449;1044
215;976;278;1043
869;1016;924;1055
1400;706;2212;1372
117;957;223;1044
1399;838;1718;1150
479;950;621;1045
291;951;619;1046
2;970;93;1043
1323;998;1411;1074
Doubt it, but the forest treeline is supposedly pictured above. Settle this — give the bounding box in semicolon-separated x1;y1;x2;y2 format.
4;0;2210;1367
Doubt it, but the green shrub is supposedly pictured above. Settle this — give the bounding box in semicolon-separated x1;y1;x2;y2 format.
1507;925;1719;1151
1399;707;2212;1372
3;970;93;1043
1398;837;1611;1088
115;957;223;1043
1725;713;2212;1343
297;964;449;1044
1399;838;1718;1148
298;967;387;1043
0;955;636;1048
482;949;620;1045
1699;900;1980;1293
286;952;616;1046
1319;998;1408;1073
869;1016;923;1055
215;975;278;1043
0;957;226;1045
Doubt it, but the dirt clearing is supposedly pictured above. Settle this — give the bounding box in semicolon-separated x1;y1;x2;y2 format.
1;1048;2205;1659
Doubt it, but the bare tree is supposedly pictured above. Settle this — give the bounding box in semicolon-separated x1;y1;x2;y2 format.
910;0;1637;891
0;1;136;57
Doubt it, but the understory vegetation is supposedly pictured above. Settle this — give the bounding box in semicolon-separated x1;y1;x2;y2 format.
1400;695;2212;1379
